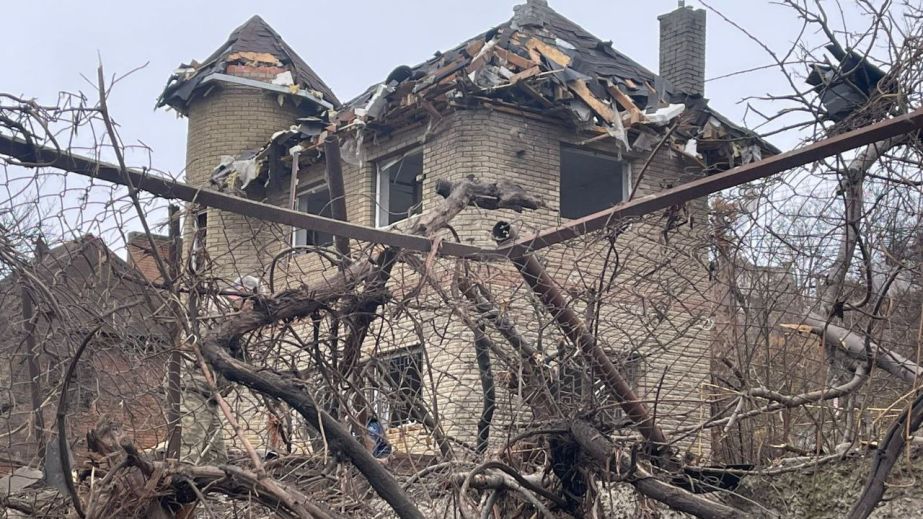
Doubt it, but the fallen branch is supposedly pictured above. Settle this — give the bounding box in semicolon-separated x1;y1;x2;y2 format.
570;420;747;519
198;177;544;518
797;317;923;384
847;390;923;519
55;325;102;519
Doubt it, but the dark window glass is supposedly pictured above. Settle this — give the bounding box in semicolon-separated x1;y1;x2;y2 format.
559;146;626;219
382;347;424;427
378;150;423;226
294;187;334;247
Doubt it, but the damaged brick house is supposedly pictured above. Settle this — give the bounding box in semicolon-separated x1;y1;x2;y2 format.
156;1;774;457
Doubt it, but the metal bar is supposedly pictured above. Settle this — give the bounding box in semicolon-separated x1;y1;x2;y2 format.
511;251;669;451
22;238;47;460
201;72;334;110
4;109;921;261
165;204;182;459
502;108;923;255
0;135;488;259
324;136;351;260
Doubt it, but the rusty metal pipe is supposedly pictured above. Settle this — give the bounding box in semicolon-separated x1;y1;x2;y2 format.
510;250;669;450
323;136;351;261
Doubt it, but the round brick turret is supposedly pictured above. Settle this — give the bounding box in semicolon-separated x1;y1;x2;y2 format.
184;85;300;281
159;15;339;283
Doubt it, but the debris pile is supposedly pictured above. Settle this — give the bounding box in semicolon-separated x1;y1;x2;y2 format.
806;43;891;128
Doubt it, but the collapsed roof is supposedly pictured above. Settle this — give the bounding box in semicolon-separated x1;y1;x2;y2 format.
210;1;778;191
156;15;340;115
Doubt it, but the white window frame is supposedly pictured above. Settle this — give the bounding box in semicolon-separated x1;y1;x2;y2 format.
375;147;424;228
292;182;333;247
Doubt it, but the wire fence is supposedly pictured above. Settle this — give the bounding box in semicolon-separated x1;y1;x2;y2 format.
2;2;923;517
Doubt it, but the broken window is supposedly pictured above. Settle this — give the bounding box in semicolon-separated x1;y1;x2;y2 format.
375;149;423;227
559;145;628;219
293;184;334;247
369;346;424;427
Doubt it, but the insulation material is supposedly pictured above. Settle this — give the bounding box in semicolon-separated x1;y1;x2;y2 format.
212;152;260;189
272;70;294;86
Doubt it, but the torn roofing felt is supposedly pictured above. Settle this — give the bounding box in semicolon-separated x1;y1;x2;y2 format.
806;43;890;123
156;15;340;114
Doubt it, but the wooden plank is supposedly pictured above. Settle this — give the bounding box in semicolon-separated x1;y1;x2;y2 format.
466;49;492;73
493;47;537;71
227;51;282;66
568;79;616;124
432;59;467;81
465;39;485;58
508;65;541;84
606;83;643;125
524;37;572;67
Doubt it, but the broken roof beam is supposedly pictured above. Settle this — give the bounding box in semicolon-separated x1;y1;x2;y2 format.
606;83;643;126
0;135;486;259
502;107;923;254
492;46;537;71
518;81;555;108
568;79;616;124
524;37;571;67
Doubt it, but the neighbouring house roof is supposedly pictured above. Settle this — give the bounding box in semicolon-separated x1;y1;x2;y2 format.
0;236;172;467
0;235;171;343
126;232;173;284
156;15;340;114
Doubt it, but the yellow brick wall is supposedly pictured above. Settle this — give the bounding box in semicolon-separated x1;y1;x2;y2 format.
194;104;714;457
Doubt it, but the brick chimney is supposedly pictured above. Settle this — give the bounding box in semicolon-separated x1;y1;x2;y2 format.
126;232;172;283
658;1;706;96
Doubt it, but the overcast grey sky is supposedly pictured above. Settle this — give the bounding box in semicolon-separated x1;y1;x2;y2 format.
1;0;880;246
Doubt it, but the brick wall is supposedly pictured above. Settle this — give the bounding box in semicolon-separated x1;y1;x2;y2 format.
266;108;715;456
182;83;306;453
658;6;707;96
183;84;298;283
126;232;171;283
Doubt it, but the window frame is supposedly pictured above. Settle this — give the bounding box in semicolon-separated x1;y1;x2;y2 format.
292;182;335;248
374;147;424;228
558;144;631;220
366;345;425;428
